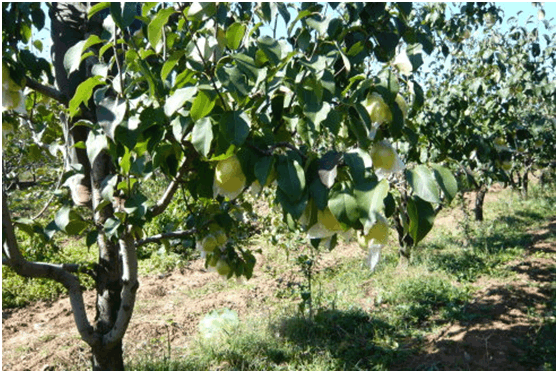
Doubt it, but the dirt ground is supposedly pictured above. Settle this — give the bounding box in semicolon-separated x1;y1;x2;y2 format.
392;218;556;370
2;188;556;371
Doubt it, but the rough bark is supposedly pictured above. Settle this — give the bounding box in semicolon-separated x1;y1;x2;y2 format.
46;3;137;370
474;186;487;221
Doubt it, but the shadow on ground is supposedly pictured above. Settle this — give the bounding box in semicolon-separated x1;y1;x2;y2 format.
274;308;407;370
276;216;556;371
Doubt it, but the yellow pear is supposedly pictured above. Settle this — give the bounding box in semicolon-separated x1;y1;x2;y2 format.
215;257;231;276
214;155;246;198
371;141;396;171
364;92;392;124
501;160;512;171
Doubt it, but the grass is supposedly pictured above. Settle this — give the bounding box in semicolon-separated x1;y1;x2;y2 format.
4;180;556;370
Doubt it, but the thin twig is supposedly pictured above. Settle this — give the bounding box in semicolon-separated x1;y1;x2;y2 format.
135;228;197;247
150;157;193;218
113;23;123;96
246;142;307;161
31;168;64;221
181;11;230;111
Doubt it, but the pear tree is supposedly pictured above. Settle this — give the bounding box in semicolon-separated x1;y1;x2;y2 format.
1;2;494;369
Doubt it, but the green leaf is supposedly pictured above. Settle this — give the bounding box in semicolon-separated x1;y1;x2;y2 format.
161;50;186;81
119;147;132;174
306;16;330;35
88;2;109;18
232;53;259;80
187;2;216;21
218;111;251;146
191;118;213;157
110;2;138;30
33;40;43;52
288;9;312;36
164;86;197;117
257;36;282;65
431;164;458;203
55;206;88;235
317;151;341;188
407;196;435;245
142;2;158;17
328;185;360;228
254;156;274;187
226;22;246;50
276;156;306;203
354;178;389;222
69;76;105;117
86;129;108;164
216;65;250;98
411;80;424;112
171;115;191;142
123;193;148;218
97;96;127;141
338;47;351;73
348;106;371;147
406;43;424;71
405;165;440;204
377;69;399;102
277;3;291;24
322;109;341;135
104;218;121;239
309;178;328;211
305;101;331;128
344;149;372;183
64;35;104;75
190;90;215;122
148;7;176;50
86;230;98;248
276;189;308;220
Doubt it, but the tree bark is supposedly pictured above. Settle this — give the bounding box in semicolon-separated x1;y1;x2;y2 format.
50;3;94;207
47;4;137;370
474;186;487;221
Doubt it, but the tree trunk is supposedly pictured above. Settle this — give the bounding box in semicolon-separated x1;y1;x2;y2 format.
539;170;546;188
49;4;131;369
474;186;487;221
521;170;529;198
91;343;125;371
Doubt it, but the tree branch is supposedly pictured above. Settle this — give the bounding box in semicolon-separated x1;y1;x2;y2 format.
150;157;191;218
247;142;307;161
2;190;98;347
135;228;197;247
25;78;68;105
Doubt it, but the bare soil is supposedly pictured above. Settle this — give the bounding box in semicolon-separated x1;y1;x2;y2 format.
2;188;556;371
393;218;556;370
